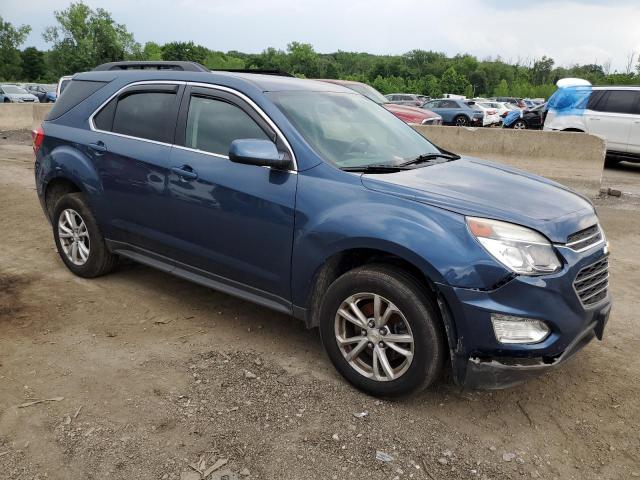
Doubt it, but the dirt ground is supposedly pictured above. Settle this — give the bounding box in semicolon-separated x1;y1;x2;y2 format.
1;131;639;480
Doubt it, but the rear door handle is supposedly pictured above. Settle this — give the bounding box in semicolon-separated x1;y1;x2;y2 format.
171;165;198;180
88;141;107;153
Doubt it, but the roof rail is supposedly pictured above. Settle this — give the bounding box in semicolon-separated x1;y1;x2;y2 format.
92;61;209;72
211;69;294;77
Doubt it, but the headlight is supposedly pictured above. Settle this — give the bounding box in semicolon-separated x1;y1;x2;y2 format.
466;217;561;275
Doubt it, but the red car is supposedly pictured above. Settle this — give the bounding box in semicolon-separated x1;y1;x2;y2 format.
317;79;442;125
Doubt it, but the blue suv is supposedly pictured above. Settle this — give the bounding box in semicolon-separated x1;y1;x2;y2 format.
34;62;611;396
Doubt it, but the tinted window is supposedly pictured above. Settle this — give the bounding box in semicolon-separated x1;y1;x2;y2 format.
185;96;270;156
111;92;177;143
47;80;107;120
424;101;438;108
441;100;458;108
597;90;638;114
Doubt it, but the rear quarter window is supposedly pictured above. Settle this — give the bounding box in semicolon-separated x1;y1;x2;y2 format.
47;80;108;120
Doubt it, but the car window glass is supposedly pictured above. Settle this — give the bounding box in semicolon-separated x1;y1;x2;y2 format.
598;91;636;114
112;92;177;143
185;96;270;156
442;100;457;108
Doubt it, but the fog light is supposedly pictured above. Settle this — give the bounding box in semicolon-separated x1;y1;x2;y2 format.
491;314;550;344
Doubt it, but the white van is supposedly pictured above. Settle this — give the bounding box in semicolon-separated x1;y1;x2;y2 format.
544;82;640;163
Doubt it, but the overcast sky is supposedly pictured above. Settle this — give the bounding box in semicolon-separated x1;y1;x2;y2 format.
2;0;640;71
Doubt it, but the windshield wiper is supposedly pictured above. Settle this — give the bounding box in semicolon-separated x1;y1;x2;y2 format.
340;164;410;173
399;152;460;167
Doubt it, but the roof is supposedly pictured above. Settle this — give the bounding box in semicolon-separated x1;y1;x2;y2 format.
74;69;352;94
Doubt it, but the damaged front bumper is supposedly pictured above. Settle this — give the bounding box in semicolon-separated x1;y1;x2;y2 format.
460;305;609;389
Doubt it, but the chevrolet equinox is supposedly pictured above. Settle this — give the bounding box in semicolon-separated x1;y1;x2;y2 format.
34;61;611;396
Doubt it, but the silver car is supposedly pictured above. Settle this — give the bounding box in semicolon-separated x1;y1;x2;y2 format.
0;84;40;103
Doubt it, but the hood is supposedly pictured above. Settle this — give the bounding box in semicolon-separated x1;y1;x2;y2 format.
5;93;38;101
384;103;438;120
361;157;596;243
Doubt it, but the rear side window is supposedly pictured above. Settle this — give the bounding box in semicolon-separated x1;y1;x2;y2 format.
47;80;107;120
185;96;270;156
594;90;639;114
111;92;177;143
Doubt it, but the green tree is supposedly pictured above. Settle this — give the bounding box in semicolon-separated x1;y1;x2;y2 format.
531;56;554;85
21;47;46;81
494;79;509;97
439;67;469;95
161;41;208;64
43;2;140;76
142;41;162;61
287;42;320;77
0;15;31;80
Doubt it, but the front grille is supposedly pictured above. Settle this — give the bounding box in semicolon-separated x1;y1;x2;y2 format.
566;224;603;251
574;257;609;307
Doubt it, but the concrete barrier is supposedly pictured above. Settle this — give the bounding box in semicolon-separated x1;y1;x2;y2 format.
0;104;53;132
0;104;35;131
413;125;606;197
32;104;53;130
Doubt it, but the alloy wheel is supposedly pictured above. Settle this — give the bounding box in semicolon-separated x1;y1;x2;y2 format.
455;117;468;126
334;292;414;382
514;120;527;129
58;208;90;265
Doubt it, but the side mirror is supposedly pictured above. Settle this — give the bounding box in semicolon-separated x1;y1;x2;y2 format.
229;139;292;170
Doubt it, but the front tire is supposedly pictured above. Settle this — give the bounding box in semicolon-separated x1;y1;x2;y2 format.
513;119;527;129
319;265;445;397
52;192;118;278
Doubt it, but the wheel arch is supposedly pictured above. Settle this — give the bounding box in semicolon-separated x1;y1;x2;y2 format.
301;245;461;374
44;176;83;220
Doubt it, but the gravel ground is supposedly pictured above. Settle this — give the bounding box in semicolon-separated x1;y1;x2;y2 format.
1;137;639;480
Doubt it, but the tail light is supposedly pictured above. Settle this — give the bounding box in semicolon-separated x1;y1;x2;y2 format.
32;126;44;155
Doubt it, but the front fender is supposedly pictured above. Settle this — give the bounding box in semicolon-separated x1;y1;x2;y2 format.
291;163;511;308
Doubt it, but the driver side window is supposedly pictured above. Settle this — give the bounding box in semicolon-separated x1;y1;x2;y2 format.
185;96;271;156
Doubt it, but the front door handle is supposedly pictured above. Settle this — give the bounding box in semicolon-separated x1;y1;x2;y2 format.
88;141;107;154
171;165;198;180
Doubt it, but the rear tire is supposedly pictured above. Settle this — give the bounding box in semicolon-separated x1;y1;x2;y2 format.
454;115;469;127
52;192;118;278
513;120;527;129
319;264;445;397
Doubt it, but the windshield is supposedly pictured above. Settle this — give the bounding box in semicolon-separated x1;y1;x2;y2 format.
269;91;440;169
341;83;389;105
2;85;27;94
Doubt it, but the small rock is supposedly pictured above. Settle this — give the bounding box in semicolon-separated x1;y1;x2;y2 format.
438;457;448;465
353;411;368;418
332;433;340;441
488;446;496;452
244;370;257;379
239;468;250;477
443;449;453;457
502;452;516;462
376;451;394;462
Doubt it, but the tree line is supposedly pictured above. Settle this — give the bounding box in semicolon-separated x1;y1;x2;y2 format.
1;2;639;99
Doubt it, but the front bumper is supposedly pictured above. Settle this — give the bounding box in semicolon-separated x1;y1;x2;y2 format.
461;305;609;389
437;245;612;389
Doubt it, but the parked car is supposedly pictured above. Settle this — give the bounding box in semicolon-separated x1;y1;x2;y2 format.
385;93;424;107
318;79;442;125
480;101;511;119
0;84;40;103
56;75;73;98
421;98;484;126
416;95;430;104
26;84;57;103
473;103;501;126
35;61;611;396
492;97;527;109
544;81;640;164
503;103;547;129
